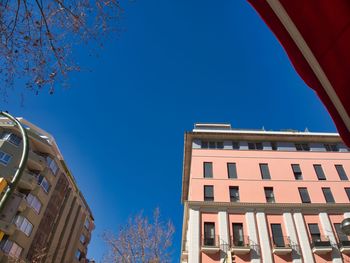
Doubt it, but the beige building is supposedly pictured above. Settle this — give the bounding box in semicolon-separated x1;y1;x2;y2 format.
0;117;94;262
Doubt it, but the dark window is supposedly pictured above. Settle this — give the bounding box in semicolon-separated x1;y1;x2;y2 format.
298;188;311;203
345;188;350;201
232;223;244;246
216;142;224;149
260;164;271;180
308;224;321;242
292;164;303;180
204;222;215;246
201;141;208;149
322;188;335;203
227;163;237;179
248;142;263;150
229;187;239;202
271;224;285;247
295;143;310;151
232;142;240;150
335;165;348;180
264;187;275;203
204;162;213;178
271;142;278;151
334;223;349;242
314;165;326;180
204;186;214;201
324;143;338;152
209;141;216;149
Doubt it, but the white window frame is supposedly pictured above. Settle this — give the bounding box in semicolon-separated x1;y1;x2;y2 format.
0;151;12;166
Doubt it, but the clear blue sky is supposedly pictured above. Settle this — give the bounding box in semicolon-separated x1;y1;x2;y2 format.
4;0;337;262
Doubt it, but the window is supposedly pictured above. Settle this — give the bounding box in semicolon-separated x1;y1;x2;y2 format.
0;237;22;258
314;164;326;180
232;142;240;150
298;188;311;203
322;188;335;203
248;142;263;150
345;188;350;201
227;163;237;179
37;175;50;193
0;151;11;165
264;187;275;203
203;162;213;178
203;222;215;246
335;165;348;180
295;143;310;151
271;142;278;151
334;223;349;242
80;234;86;244
271;224;285;247
26;194;42;214
47;156;59;175
75;249;82;260
260;164;271;179
2;132;22;146
201;141;224;149
292;164;303;180
84;218;90;229
232;223;244;246
324;143;338;152
229;187;239;202
308;224;321;242
13;215;33;236
204;185;214;201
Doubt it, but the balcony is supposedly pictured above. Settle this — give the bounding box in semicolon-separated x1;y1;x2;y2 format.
230;236;251;255
0;220;15;236
311;236;332;254
271;236;292;255
27;151;46;171
17;171;38;191
338;240;350;254
201;235;220;254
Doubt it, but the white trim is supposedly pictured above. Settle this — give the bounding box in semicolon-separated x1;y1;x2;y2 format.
283;213;302;263
256;212;273;263
245;212;261;263
319;213;342;263
188;209;200;263
266;0;350;133
293;213;315;263
218;211;229;263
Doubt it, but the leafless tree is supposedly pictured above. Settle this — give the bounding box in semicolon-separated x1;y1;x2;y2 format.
103;208;175;263
0;0;122;99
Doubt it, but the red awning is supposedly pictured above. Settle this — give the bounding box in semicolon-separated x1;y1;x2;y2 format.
247;0;350;146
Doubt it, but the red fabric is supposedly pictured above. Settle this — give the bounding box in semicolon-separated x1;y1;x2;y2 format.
247;0;350;146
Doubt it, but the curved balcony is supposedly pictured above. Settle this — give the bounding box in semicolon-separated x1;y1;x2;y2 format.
230;235;251;255
0;220;15;236
201;235;220;254
271;236;292;255
17;171;38;191
27;151;46;171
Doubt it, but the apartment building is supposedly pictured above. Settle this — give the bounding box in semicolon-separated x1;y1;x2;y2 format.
181;123;350;263
0;117;94;262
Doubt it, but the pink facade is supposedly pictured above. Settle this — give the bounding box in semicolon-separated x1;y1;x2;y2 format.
181;124;350;263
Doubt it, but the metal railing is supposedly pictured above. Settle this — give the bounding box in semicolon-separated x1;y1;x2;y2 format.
338;240;350;248
271;236;291;248
310;235;331;248
230;235;250;247
201;235;220;247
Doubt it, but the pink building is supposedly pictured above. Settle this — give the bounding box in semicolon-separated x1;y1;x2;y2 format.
181;123;350;263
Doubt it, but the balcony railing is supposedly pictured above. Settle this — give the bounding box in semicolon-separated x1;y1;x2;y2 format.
310;235;331;248
271;236;291;248
201;235;220;247
338;240;350;254
310;235;332;254
231;235;250;247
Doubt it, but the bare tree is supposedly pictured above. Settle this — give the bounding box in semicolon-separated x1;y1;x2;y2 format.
0;0;122;98
103;208;175;263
